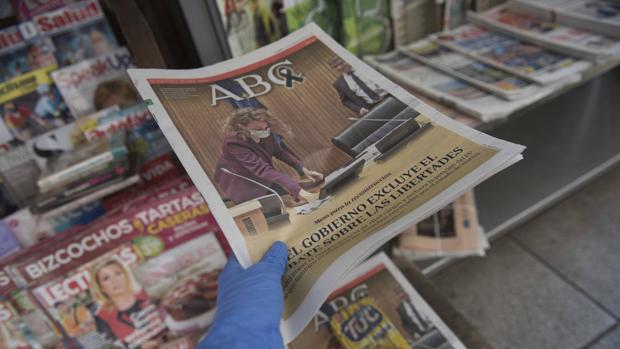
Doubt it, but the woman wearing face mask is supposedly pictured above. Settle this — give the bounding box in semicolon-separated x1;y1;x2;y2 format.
214;107;323;204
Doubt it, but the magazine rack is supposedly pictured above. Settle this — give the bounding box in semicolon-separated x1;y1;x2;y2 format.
103;0;620;280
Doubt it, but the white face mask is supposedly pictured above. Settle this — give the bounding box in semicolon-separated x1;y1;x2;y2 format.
249;128;270;139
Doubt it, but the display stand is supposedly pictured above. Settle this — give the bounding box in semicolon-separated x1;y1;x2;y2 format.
420;60;620;274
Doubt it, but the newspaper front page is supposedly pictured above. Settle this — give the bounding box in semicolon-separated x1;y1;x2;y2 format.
128;24;524;342
288;252;466;348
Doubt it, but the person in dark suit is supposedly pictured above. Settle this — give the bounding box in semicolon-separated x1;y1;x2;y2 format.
328;56;387;115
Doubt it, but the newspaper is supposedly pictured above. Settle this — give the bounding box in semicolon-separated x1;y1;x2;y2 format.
468;4;620;61
394;190;487;260
400;39;540;100
431;24;591;84
509;0;620;39
364;50;566;121
128;24;524;342
32;0;118;67
288;252;466;349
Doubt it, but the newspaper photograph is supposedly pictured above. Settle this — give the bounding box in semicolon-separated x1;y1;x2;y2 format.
364;50;564;121
431;24;591;84
468;4;620;61
288;252;466;349
128;24;524;341
394;190;487;260
400;39;539;100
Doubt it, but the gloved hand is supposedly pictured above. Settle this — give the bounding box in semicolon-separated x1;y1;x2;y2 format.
197;241;288;349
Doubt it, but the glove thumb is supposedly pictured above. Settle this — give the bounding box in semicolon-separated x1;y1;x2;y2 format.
260;241;288;274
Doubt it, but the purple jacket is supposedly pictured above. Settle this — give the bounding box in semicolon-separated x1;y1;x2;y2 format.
214;134;304;204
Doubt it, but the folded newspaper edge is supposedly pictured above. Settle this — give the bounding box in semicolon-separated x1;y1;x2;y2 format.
127;23;525;342
287;251;468;349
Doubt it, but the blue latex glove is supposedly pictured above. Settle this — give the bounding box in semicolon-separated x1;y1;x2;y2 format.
197;241;288;349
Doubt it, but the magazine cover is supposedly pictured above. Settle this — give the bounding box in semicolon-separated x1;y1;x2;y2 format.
128;24;525;341
0;64;72;143
78;104;177;183
216;0;287;57
284;0;340;39
0;297;42;349
2;208;54;247
288;252;466;349
32;243;168;348
468;4;620;61
10;0;75;21
0;222;21;258
431;24;591;84
134;233;227;336
0;145;42;206
394;190;486;259
52;47;138;118
1;248;63;348
339;0;392;56
0;22;57;83
364;50;562;121
509;0;620;39
401;39;538;100
32;0;118;67
11;185;223;287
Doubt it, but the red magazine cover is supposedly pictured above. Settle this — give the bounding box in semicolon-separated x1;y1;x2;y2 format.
32;0;118;67
32;243;167;349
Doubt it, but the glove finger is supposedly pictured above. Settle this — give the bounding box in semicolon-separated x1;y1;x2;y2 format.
222;253;244;276
260;241;288;274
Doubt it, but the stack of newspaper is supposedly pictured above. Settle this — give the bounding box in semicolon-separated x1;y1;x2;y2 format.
394;190;489;260
288;253;467;348
129;23;525;342
363;0;620;123
508;0;620;39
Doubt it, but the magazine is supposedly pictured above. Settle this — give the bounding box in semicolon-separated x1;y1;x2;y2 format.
288;252;466;349
10;0;76;21
431;24;591;84
2;208;54;247
216;0;286;57
0;145;42;206
391;0;441;47
1;250;62;348
52;47;137;118
128;24;525;341
400;39;539;100
0;22;57;83
32;244;168;348
32;0;119;67
339;0;392;55
509;0;620;39
0;65;72;144
0;296;42;349
284;0;340;39
394;190;487;260
468;4;620;61
25;226;226;348
364;50;565;121
0;222;21;258
10;185;223;287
